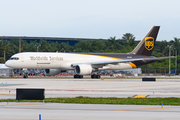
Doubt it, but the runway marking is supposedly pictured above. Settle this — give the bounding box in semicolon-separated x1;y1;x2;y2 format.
112;83;178;89
114;107;180;111
0;84;21;87
0;83;179;93
0;94;16;96
0;103;39;106
134;95;148;98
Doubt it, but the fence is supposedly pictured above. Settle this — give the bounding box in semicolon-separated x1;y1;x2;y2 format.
141;68;180;75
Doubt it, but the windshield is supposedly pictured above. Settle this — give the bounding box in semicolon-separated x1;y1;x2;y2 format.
9;57;19;60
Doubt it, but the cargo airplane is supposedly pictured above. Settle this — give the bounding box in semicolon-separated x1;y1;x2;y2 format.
5;26;173;78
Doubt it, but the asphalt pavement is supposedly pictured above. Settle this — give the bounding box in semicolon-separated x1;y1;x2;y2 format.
0;78;180;119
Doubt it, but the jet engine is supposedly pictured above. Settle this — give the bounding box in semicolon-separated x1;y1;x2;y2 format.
75;64;93;75
45;69;62;76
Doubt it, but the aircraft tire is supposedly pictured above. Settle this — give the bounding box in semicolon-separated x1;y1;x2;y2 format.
97;75;101;78
23;74;28;78
74;75;77;78
91;75;95;78
95;75;100;79
91;75;101;79
74;75;83;79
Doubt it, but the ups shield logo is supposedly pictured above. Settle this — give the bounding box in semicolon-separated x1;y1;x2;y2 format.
145;37;154;51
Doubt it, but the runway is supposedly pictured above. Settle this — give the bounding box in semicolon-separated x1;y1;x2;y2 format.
0;102;180;120
0;78;180;119
0;78;180;99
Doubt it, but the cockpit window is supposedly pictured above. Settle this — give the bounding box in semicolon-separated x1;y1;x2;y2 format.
9;57;19;60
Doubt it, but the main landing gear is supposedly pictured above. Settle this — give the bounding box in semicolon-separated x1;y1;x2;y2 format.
73;74;101;79
91;74;101;79
74;75;83;78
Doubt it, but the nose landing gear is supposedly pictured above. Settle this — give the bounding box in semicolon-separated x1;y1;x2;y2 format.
23;73;28;78
22;68;28;78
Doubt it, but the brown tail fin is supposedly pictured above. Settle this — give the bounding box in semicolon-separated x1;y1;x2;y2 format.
131;26;160;56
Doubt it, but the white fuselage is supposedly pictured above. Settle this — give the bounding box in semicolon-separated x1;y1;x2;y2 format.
5;52;133;70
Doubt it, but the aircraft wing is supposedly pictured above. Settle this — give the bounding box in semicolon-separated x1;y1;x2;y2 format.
72;56;175;68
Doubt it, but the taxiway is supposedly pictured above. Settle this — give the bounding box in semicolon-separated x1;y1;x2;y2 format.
0;78;180;120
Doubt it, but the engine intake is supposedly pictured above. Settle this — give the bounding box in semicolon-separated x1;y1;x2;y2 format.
75;64;92;75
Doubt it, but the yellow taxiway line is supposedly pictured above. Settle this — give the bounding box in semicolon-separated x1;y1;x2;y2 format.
134;95;148;98
0;94;16;96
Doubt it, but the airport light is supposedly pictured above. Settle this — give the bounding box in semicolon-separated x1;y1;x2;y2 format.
35;44;41;52
168;45;173;76
174;48;177;75
62;48;65;53
19;38;21;53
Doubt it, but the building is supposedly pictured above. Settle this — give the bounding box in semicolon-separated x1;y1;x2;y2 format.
0;64;13;77
0;36;108;45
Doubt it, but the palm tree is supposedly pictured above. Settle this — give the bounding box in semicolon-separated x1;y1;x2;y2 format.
157;40;168;56
107;36;117;50
122;33;134;40
173;37;180;53
0;40;10;61
122;33;135;46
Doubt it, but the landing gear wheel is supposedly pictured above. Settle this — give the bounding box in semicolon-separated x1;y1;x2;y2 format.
23;74;28;78
91;75;95;78
74;75;83;79
91;74;101;79
97;75;100;78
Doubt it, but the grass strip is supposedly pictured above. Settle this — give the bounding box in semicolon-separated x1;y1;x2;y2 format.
0;97;180;105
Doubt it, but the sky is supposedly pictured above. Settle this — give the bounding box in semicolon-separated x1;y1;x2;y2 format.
0;0;180;41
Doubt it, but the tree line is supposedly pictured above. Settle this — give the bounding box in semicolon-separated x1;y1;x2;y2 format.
0;33;180;70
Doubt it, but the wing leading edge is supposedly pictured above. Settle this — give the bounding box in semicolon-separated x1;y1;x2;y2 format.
72;56;175;69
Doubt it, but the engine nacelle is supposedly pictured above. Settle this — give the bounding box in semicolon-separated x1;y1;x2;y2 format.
45;69;62;76
75;64;93;75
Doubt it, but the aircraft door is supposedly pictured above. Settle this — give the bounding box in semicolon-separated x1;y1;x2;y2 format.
21;56;24;62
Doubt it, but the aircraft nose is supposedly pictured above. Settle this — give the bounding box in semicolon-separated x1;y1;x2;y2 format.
5;60;12;67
